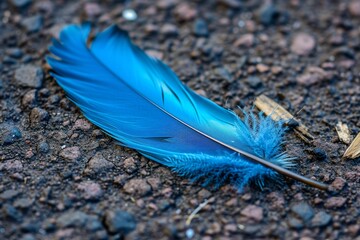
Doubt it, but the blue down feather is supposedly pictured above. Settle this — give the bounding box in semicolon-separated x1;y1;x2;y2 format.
47;24;293;189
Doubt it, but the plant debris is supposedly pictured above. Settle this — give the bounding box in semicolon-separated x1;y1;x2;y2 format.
343;133;360;159
254;94;314;143
335;122;352;144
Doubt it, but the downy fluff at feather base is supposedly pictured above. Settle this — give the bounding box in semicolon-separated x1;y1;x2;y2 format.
47;23;295;190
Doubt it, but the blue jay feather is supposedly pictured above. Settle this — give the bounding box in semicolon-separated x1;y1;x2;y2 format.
47;24;326;190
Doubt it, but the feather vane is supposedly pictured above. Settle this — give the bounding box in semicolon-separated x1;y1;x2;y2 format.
47;24;327;190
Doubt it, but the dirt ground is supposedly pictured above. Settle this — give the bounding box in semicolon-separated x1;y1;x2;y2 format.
0;0;359;239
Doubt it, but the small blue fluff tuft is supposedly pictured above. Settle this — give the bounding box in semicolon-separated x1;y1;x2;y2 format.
167;110;294;190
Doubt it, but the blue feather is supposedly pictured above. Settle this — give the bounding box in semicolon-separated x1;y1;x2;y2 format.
47;24;327;190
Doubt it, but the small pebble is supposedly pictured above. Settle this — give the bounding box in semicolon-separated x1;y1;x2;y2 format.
59;146;81;161
14;65;44;88
77;181;103;201
291;33;316;56
193;19;209;37
122;9;137;21
123;178;151;197
20;15;43;32
174;3;196;21
324;197;347;209
290;202;314;222
310;211;332;227
103;209;136;234
240;205;263;222
234;34;255;47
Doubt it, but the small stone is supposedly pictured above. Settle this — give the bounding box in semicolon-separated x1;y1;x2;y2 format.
73;119;91;131
3;56;17;65
122;9;137;21
146;177;161;191
246;76;262;88
77;181;103;201
288;217;304;229
267;192;285;210
193;19;209;37
345;171;360;181
296;66;329;86
146;50;164;60
2;204;22;221
349;0;360;17
123;157;138;174
1;125;22;145
198;189;212;200
324;197;346;209
291;202;314;222
156;0;178;9
14;65;44;88
271;66;283;75
205;222;221;235
259;4;288;26
224;224;238;233
9;0;32;10
84;152;114;174
338;60;355;69
38;141;50;153
0;160;23;172
22;90;37;108
160;24;178;36
144;24;159;34
329;34;344;46
174;3;196;21
310;211;332;227
85;216;103;232
329;177;346;191
14;198;34;209
103;209;136;234
84;2;102;18
7;48;23;58
56;211;89;228
291;33;316;56
48;94;60;104
348;224;360;237
312;148;327;160
59;146;81;161
30;108;49;125
20;15;43;32
234;34;254;47
0;190;20;200
123;178;151;197
256;64;269;73
240;205;263;222
215;67;232;82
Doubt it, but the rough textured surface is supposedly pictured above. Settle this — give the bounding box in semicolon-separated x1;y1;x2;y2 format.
0;0;359;239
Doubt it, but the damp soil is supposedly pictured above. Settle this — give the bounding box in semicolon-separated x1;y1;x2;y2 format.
0;0;359;239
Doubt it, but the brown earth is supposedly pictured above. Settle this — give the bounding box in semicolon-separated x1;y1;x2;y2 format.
0;0;359;239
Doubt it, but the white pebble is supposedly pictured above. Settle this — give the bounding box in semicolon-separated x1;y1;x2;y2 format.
122;9;137;21
185;228;194;239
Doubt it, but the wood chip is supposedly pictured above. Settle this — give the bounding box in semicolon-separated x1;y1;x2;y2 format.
343;132;360;159
254;94;314;142
335;122;352;144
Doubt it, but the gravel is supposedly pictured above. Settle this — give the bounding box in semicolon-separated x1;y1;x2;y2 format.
0;0;359;239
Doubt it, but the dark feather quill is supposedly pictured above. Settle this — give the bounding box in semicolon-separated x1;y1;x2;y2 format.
47;24;328;190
